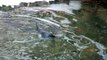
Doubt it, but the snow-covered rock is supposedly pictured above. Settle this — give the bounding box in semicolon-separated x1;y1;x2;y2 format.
47;4;73;14
20;1;81;15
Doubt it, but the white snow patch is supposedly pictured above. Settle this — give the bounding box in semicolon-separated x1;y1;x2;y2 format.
20;1;81;15
60;18;71;24
35;17;60;27
69;1;81;10
13;14;30;17
72;18;78;22
21;7;40;12
47;4;73;14
12;14;60;27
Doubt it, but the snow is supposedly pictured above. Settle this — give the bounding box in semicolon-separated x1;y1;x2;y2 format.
47;1;81;14
22;5;72;15
0;11;3;13
35;17;60;27
47;4;73;14
21;1;81;15
72;18;78;22
60;18;71;24
21;7;40;12
13;14;60;27
14;14;30;17
69;1;81;10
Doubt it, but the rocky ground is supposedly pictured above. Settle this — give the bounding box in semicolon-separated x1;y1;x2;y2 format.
0;3;107;60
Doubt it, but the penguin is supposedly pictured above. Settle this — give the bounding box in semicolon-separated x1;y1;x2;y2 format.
36;23;55;38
